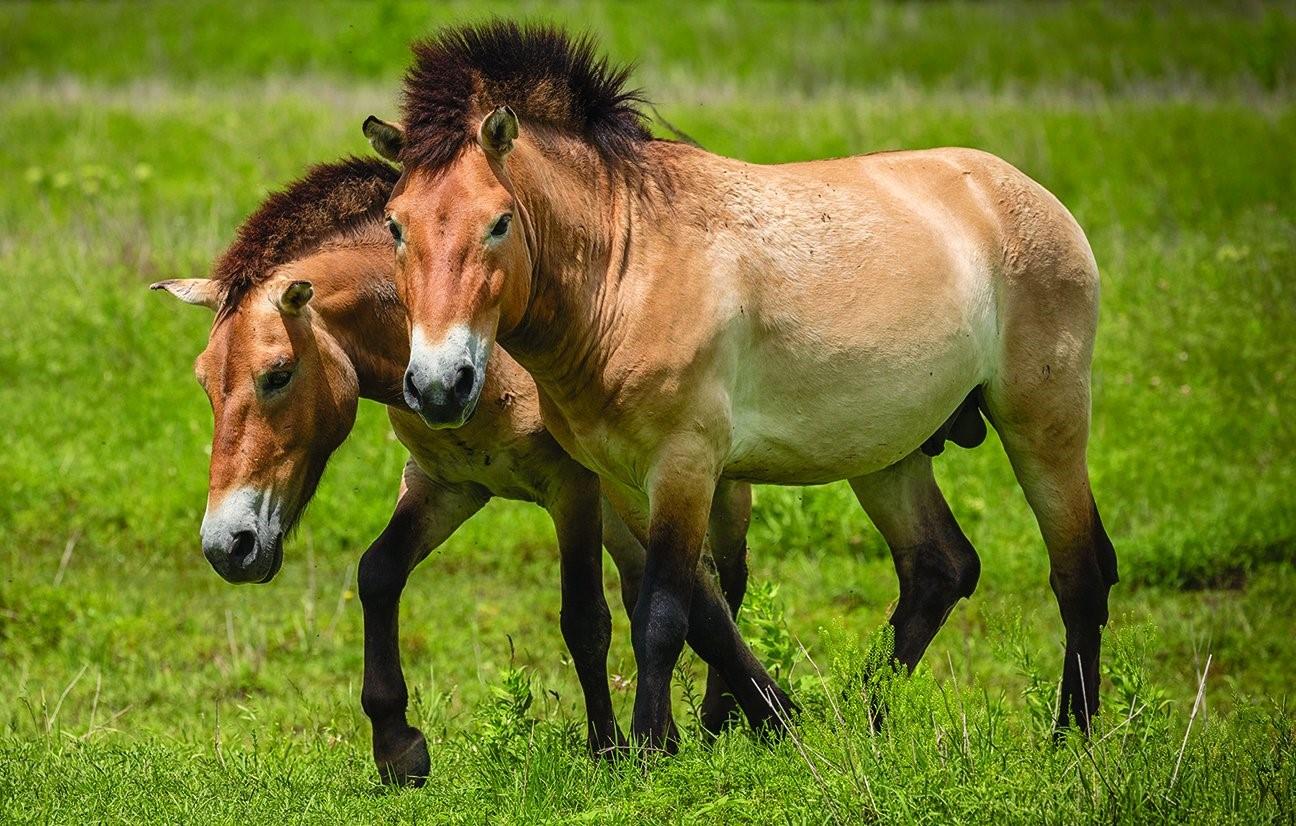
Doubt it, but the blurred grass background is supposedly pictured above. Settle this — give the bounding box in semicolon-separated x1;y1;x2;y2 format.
1;1;1293;821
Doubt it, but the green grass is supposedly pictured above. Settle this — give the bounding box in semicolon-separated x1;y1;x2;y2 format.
1;1;1294;822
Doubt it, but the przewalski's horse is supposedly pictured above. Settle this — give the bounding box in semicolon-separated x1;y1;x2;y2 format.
369;22;1119;746
151;157;758;782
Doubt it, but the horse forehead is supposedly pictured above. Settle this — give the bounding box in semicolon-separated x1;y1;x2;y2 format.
203;329;251;399
200;313;242;370
405;158;502;213
204;306;283;387
224;298;286;349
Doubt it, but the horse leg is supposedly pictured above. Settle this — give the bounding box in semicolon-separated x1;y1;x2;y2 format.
359;464;485;785
603;481;775;746
546;474;624;757
849;451;980;671
699;479;753;735
985;351;1118;735
601;495;645;621
600;490;686;745
625;466;791;751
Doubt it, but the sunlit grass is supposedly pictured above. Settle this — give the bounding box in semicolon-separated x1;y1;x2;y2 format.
0;1;1293;821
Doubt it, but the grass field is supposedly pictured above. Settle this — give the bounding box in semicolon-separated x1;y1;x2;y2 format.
1;2;1294;822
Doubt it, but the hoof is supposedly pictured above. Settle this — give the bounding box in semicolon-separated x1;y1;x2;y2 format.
588;724;629;762
375;726;430;787
749;684;798;739
628;716;680;757
699;692;741;738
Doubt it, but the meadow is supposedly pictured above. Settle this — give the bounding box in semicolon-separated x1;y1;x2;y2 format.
1;2;1293;822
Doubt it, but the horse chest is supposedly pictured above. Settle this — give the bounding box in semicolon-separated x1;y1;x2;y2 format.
391;412;554;505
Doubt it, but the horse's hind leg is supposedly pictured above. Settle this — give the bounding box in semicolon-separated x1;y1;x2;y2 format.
850;452;981;670
359;463;485;785
984;333;1118;735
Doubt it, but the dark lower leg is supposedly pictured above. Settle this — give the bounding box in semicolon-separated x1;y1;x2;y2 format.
609;542;685;743
1053;502;1118;735
684;567;791;736
559;548;623;755
700;542;748;734
358;529;427;786
889;526;980;670
630;552;692;751
625;559;771;745
631;550;791;749
852;460;980;672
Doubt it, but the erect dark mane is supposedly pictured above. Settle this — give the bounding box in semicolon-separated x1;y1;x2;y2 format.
212;156;399;317
400;21;652;174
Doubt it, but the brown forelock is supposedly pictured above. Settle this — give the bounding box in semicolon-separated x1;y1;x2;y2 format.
399;21;652;174
211;156;400;318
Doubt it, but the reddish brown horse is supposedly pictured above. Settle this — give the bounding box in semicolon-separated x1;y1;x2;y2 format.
369;23;1118;747
153;158;758;782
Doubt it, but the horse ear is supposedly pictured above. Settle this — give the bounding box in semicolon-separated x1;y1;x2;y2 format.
150;278;220;311
275;280;314;316
478;106;518;158
363;115;404;162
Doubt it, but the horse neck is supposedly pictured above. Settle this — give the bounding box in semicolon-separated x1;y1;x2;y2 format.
305;239;409;407
504;142;664;392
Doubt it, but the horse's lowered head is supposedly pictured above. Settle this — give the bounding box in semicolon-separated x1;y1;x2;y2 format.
153;276;359;583
153;157;398;583
365;21;651;428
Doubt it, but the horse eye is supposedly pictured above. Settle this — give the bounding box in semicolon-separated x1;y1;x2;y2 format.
489;213;511;238
386;217;403;245
262;370;293;393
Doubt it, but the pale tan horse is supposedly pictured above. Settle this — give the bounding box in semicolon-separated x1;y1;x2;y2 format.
152;158;759;782
370;23;1118;746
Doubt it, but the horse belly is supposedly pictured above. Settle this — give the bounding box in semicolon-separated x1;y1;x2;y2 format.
723;291;993;484
725;370;965;484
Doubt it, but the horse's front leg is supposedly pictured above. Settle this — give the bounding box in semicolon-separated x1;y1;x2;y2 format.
627;456;792;751
359;464;486;786
546;472;624;757
699;479;753;736
601;484;755;739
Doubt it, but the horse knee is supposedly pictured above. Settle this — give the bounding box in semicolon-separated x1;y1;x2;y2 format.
631;581;690;674
561;595;612;659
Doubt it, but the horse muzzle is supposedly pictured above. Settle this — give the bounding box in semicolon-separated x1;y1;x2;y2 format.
202;530;283;584
200;488;286;584
404;325;486;428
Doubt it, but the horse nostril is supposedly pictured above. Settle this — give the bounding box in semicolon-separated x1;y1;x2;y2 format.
404;371;422;410
230;530;257;569
453;364;475;402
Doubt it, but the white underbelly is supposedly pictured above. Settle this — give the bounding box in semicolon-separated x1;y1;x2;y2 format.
723;302;994;484
725;372;967;483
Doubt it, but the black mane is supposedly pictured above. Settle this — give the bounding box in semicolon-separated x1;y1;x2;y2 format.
212;156;398;317
400;21;652;174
